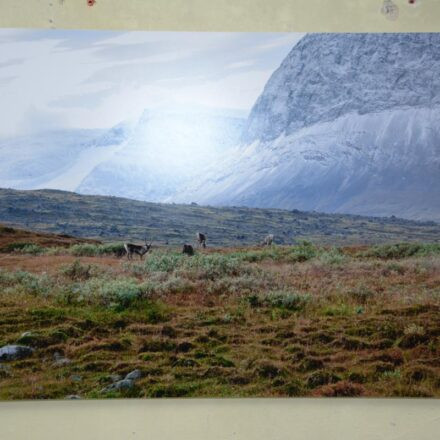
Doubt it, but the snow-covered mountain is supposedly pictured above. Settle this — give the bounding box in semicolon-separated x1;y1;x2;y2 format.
2;34;439;221
77;108;245;201
175;33;440;221
0;107;244;202
0;124;130;191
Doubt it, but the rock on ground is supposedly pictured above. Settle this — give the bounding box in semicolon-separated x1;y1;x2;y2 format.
125;369;142;381
0;345;34;361
101;379;134;393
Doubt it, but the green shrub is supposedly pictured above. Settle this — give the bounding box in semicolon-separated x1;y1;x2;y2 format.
100;279;144;308
69;243;98;257
232;250;264;262
0;242;45;254
71;277;147;308
248;290;311;311
184;254;245;280
18;244;45;255
68;243;125;257
142;253;183;273
288;241;318;263
319;247;347;265
60;259;92;281
44;246;65;256
231;247;284;262
157;276;195;295
361;243;440;260
99;242;126;256
144;302;170;323
0;270;52;296
130;253;249;281
284;378;305;396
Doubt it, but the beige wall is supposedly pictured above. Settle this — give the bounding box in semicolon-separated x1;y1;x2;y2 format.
0;1;439;439
0;0;440;31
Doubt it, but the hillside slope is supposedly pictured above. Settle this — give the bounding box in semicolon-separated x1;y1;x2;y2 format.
0;188;438;246
0;223;98;252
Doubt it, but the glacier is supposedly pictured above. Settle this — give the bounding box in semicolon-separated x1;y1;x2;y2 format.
0;124;130;191
77;107;245;202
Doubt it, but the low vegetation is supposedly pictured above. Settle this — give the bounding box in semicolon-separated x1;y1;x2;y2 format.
1;188;440;246
0;240;439;399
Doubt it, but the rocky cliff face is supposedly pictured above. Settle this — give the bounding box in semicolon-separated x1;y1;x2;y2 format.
177;33;440;221
243;33;440;143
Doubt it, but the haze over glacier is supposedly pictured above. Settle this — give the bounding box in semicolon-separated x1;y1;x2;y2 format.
0;32;439;221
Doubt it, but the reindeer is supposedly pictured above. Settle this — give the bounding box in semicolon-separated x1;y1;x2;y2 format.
124;238;152;260
196;232;207;249
182;244;194;256
261;234;274;246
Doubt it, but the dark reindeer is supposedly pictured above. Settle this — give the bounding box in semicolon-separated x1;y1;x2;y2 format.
261;234;274;246
124;238;152;260
182;244;194;256
196;232;207;248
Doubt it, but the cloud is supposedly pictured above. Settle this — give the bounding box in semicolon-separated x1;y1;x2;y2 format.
0;30;304;136
226;60;255;70
50;87;115;109
0;58;24;69
19;105;68;135
91;42;166;62
255;33;305;51
0;76;16;85
172;69;275;111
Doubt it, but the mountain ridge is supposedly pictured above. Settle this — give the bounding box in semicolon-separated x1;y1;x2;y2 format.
0;188;438;247
178;33;440;221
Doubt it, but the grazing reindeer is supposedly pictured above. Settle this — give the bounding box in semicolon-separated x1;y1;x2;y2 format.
261;234;274;246
196;232;207;249
124;239;152;260
182;244;194;256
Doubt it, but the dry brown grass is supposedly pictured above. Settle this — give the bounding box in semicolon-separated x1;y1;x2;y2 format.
0;223;99;248
0;243;439;399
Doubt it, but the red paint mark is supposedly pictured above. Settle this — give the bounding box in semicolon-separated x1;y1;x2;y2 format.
409;0;415;3
87;0;96;6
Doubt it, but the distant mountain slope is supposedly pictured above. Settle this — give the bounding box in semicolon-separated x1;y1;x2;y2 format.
0;188;438;246
0;124;130;191
176;34;440;222
0;107;244;204
77;108;245;202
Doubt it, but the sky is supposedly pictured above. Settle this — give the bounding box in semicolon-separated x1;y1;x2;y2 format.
0;29;304;138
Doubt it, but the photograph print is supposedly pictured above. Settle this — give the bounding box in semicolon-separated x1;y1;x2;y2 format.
0;30;439;399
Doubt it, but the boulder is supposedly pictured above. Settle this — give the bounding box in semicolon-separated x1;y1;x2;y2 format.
124;369;142;381
0;345;34;361
101;378;134;393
